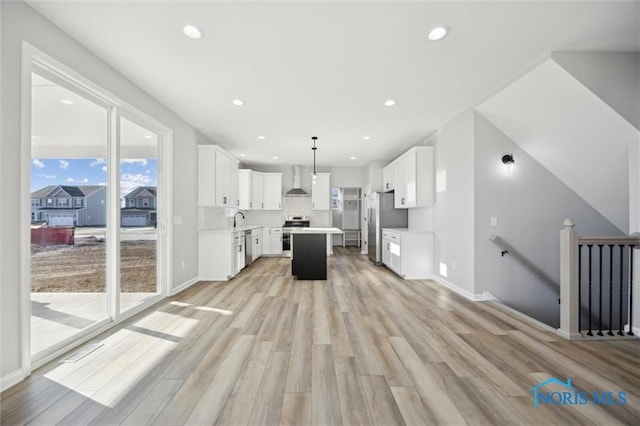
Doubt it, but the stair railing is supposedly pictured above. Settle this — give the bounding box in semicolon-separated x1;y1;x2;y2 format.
559;218;639;340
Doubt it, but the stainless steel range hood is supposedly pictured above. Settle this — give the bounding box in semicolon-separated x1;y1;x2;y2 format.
285;165;309;197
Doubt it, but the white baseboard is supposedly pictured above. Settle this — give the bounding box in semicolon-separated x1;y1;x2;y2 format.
555;329;583;340
431;276;487;301
170;276;199;296
624;324;640;336
0;367;28;393
481;297;559;335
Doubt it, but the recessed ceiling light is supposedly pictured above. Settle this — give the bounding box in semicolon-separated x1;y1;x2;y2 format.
258;135;266;140
60;99;74;105
428;25;449;41
384;99;396;107
272;156;278;160
183;25;202;39
240;153;246;157
362;136;371;140
232;99;245;106
350;156;357;160
143;135;153;139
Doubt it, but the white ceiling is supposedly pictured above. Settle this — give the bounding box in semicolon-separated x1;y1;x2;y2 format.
27;0;640;167
32;73;158;159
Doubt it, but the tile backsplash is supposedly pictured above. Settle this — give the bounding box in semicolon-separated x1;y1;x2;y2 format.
199;196;330;230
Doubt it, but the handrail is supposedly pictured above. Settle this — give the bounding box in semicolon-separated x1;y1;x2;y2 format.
489;235;559;290
578;235;640;246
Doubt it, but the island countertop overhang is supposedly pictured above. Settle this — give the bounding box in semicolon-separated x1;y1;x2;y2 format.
283;227;343;234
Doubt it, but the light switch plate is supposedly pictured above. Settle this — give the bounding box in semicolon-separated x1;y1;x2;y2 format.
174;216;183;225
490;217;498;227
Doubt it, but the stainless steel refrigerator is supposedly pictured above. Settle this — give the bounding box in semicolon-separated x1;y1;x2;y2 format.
367;192;408;264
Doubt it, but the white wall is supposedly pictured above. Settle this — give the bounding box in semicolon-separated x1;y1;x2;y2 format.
1;2;211;385
365;160;385;194
408;208;434;232
473;113;623;327
551;52;640;131
329;167;365;189
432;110;475;294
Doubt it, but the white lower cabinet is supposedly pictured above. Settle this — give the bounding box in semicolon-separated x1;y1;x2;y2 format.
252;228;263;262
270;228;283;255
381;229;433;279
199;231;243;281
262;227;283;256
262;228;272;255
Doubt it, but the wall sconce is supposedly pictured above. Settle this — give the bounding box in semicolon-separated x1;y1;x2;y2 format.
501;154;515;165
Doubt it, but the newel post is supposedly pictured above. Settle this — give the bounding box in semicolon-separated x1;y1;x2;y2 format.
559;218;580;339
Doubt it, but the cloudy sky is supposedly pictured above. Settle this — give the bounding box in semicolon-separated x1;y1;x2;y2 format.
31;157;158;199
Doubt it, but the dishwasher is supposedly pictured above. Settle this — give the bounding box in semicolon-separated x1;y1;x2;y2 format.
234;231;245;274
244;229;252;266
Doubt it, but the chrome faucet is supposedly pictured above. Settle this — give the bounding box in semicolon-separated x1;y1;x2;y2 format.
233;211;245;228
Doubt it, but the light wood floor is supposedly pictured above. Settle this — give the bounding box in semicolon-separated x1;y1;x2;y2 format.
2;247;640;425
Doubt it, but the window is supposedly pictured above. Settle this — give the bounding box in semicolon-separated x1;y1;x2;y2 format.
142;198;149;207
58;198;69;207
128;199;136;207
74;198;83;207
31;199;40;207
47;198;53;206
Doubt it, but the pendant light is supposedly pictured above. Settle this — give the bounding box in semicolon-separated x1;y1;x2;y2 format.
311;136;318;185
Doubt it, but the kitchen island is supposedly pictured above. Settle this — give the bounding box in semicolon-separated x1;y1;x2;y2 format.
284;227;343;280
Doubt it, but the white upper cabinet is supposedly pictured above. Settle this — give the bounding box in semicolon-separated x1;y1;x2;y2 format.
263;173;282;210
215;152;231;206
382;162;396;192
389;146;434;209
238;170;282;210
198;145;239;207
238;169;252;209
251;172;264;210
311;173;331;210
228;164;239;208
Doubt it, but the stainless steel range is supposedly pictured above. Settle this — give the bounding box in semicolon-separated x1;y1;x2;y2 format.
282;215;310;257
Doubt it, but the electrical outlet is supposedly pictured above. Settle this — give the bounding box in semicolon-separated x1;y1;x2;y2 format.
490;217;498;227
181;260;186;269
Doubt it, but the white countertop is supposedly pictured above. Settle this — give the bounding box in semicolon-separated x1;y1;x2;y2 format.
382;228;433;233
283;227;343;234
199;225;268;234
200;225;343;235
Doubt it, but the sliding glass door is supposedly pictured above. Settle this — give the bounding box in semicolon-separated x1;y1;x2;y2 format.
29;69;165;359
119;116;160;313
30;71;111;356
